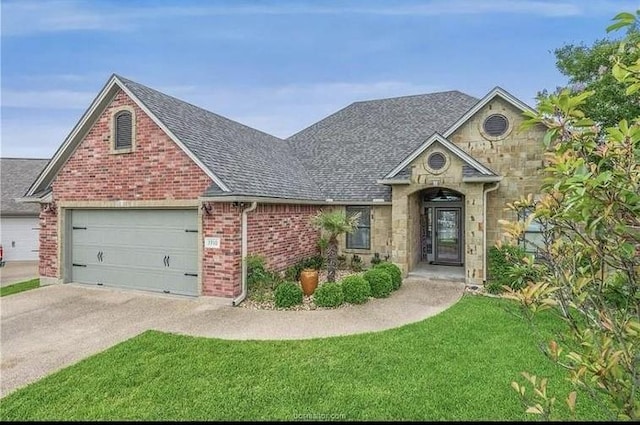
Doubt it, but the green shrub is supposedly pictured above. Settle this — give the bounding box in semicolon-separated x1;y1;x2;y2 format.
337;255;347;270
301;255;324;270
370;252;382;266
341;275;371;304
246;255;280;301
350;254;363;272
313;282;344;308
274;281;303;308
374;262;402;290
486;245;528;294
284;263;303;281
363;269;393;298
284;255;325;282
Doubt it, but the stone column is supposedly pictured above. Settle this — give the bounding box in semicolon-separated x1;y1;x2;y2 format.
391;186;410;275
463;184;485;285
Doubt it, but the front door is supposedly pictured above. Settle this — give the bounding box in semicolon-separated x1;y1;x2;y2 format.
434;208;462;264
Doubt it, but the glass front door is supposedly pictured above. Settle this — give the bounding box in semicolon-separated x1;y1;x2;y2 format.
434;208;462;264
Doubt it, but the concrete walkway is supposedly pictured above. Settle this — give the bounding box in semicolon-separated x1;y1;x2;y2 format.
0;277;463;397
0;261;39;287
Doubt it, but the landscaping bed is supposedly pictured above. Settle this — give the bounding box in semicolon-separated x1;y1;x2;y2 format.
242;255;402;311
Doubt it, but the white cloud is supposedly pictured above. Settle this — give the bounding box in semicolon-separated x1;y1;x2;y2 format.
3;0;637;36
2;89;95;109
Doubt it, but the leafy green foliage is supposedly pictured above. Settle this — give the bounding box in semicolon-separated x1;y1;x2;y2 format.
313;282;344;308
543;18;640;128
486;245;542;294
311;209;361;282
374;262;402;290
283;256;325;282
341;275;371;304
246;254;280;302
350;254;363;272
363;269;393;298
505;9;640;420
370;252;382;266
274;282;303;308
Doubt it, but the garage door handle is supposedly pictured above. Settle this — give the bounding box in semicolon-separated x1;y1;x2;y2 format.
184;273;198;277
166;256;170;267
163;256;168;266
72;263;87;267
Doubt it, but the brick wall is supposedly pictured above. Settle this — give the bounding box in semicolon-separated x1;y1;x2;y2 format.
38;205;57;277
202;203;242;297
248;204;321;271
52;89;212;201
41;88;212;279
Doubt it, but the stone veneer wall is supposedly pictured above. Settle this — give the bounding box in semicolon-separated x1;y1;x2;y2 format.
332;205;393;267
449;97;547;249
392;144;486;284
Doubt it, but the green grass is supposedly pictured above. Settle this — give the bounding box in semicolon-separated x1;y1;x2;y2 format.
0;279;39;297
0;296;606;421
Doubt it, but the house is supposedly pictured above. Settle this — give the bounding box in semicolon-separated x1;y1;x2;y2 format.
21;74;546;302
1;158;49;262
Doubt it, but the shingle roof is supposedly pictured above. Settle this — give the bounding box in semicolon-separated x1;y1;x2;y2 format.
286;91;479;201
1;158;49;215
117;76;321;200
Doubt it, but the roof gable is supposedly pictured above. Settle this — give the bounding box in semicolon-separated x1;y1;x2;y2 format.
383;86;535;181
287;90;479;201
442;86;536;138
25;75;228;197
384;133;499;180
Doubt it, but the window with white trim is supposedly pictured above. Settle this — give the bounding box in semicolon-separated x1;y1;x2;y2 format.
346;206;371;250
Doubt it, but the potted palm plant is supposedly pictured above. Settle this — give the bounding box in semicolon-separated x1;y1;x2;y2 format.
311;209;361;282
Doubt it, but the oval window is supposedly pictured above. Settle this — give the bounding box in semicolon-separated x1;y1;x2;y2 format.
483;114;509;137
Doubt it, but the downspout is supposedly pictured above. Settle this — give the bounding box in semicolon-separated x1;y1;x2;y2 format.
232;201;258;306
483;182;501;283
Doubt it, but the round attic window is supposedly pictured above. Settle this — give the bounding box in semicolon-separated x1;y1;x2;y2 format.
482;114;509;137
427;152;446;170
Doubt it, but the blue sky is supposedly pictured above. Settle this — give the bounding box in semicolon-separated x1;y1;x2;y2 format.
1;0;637;158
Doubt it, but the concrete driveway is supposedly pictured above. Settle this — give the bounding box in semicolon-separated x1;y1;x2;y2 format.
0;261;39;287
0;278;463;398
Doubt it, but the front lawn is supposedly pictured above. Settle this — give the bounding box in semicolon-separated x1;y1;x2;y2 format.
0;296;605;421
0;279;39;297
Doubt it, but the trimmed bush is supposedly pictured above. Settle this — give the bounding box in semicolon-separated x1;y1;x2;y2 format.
363;269;393;298
487;245;527;294
314;283;344;308
374;262;402;290
341;275;371;304
274;281;303;308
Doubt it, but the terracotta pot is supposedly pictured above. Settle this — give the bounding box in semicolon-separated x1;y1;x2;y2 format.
299;268;319;296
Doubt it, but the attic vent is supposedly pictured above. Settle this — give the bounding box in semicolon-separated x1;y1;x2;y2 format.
427;152;446;171
115;111;132;149
483;114;508;137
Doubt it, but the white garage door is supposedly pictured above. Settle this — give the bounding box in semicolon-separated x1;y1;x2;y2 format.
0;216;40;261
70;209;199;296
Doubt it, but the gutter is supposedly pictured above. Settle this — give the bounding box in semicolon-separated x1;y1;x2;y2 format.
232;201;258;306
483;182;501;282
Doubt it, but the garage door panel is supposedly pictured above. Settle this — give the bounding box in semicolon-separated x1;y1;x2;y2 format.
70;210;198;296
1;217;40;261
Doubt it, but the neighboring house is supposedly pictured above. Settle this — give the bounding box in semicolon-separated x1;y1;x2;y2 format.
21;74;546;300
1;158;49;261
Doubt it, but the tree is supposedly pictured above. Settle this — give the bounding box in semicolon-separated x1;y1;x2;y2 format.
502;11;640;420
311;209;361;282
544;21;640;128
